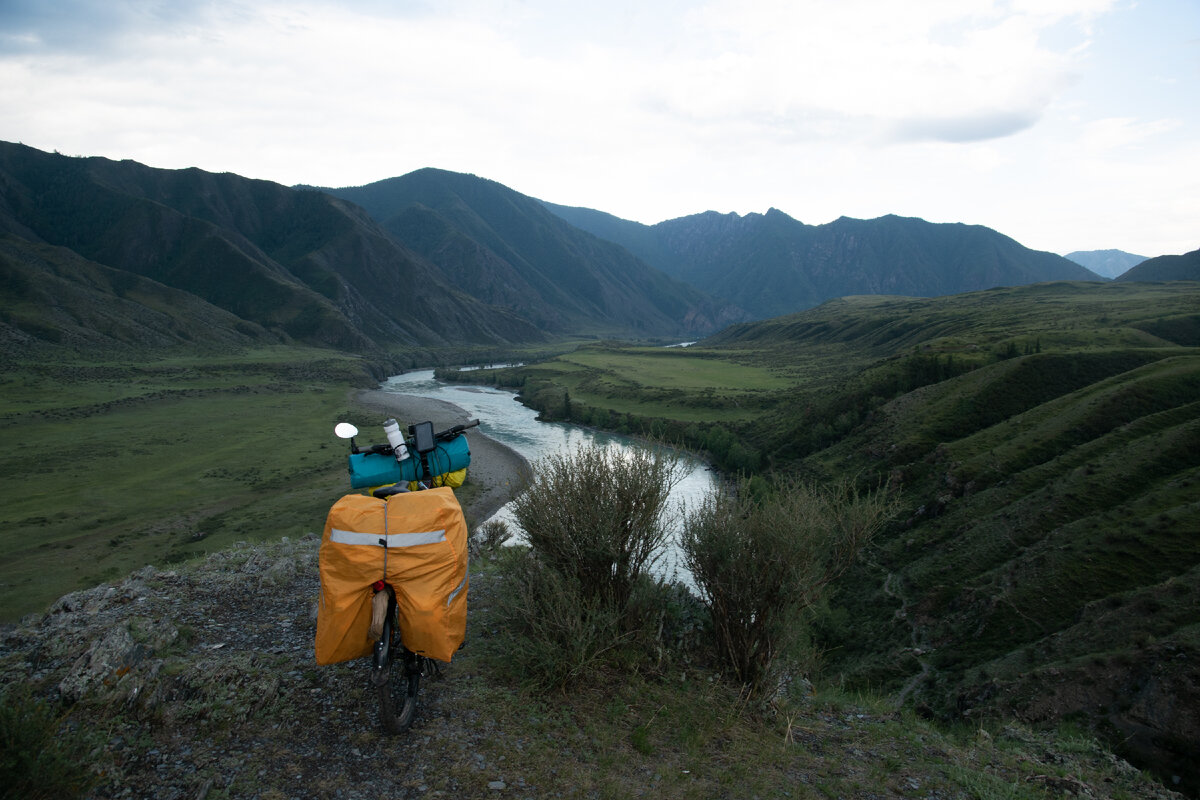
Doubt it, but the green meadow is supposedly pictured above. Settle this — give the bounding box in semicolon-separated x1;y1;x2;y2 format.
0;348;382;620
507;345;798;422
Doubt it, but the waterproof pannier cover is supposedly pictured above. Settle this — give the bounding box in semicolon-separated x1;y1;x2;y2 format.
316;487;468;665
347;434;470;489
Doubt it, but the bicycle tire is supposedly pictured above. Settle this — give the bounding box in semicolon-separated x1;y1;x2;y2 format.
377;647;421;734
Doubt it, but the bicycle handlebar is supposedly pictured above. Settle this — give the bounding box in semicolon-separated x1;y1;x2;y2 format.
436;419;480;441
351;419;479;455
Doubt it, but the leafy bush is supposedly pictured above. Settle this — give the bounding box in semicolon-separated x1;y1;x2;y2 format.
492;547;626;690
0;687;97;799
496;441;688;687
510;441;684;618
680;476;898;696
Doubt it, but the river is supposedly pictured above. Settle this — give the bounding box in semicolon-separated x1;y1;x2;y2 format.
378;369;716;579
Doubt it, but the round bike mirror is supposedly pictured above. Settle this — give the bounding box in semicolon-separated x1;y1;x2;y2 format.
334;422;359;439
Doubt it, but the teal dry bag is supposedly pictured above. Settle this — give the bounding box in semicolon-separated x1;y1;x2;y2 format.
346;434;471;489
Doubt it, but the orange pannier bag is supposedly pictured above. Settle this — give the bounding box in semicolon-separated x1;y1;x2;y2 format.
315;487;468;665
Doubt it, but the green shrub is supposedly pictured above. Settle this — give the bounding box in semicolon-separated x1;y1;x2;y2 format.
510;441;684;618
626;575;713;668
680;476;898;696
496;441;688;688
0;687;97;799
492;547;625;690
493;550;709;689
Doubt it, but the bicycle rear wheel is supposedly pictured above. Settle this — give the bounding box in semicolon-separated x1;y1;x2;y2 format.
377;645;421;734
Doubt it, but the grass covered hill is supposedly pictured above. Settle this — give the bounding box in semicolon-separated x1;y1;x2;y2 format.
0;236;276;360
453;280;1200;791
322;169;745;337
0;142;544;357
784;287;1200;790
1115;247;1200;283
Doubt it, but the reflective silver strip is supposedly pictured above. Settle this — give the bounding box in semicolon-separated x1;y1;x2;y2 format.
330;529;447;547
448;574;467;606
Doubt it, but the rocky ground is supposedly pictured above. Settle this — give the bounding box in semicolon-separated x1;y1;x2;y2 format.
3;535;526;799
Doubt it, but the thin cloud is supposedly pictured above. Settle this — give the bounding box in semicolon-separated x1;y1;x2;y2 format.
0;0;218;56
1080;116;1182;154
635;0;1090;148
889;111;1042;144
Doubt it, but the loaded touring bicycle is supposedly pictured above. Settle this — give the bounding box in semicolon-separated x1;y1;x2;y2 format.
316;417;478;733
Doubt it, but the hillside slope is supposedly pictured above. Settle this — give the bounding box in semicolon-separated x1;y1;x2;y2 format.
1115;247;1200;282
325;170;745;337
545;202;1101;319
0;142;543;355
705;282;1200;792
0;236;275;360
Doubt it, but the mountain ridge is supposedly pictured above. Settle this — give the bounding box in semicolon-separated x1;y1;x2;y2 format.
3;141;1146;360
1066;248;1148;279
544;200;1104;319
321;168;745;337
0;143;543;359
1115;247;1200;283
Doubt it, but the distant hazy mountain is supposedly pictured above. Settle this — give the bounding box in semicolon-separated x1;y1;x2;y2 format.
1065;249;1147;279
323;169;743;337
1114;247;1200;282
545;203;1102;320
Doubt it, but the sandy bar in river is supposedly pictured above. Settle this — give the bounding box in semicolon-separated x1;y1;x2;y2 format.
353;388;529;527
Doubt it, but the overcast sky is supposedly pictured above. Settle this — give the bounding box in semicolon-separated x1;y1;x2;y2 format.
1;0;1197;257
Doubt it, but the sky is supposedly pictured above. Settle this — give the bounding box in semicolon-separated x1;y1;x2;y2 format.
0;0;1197;258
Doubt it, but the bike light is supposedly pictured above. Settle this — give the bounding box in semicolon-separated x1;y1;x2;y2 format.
373;580;386;592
